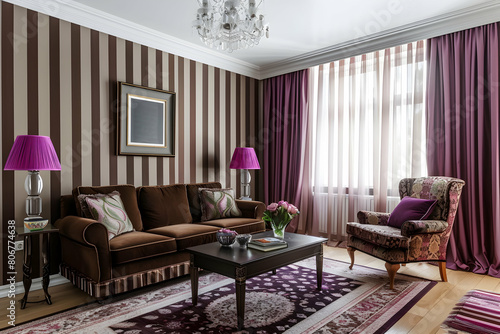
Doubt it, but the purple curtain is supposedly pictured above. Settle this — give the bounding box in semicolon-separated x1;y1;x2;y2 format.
263;70;309;232
426;23;500;277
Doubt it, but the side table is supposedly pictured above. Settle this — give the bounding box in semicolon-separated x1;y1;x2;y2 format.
15;224;58;309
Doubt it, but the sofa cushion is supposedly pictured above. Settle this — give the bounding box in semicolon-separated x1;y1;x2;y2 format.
109;231;176;266
147;224;219;250
186;182;222;222
199;188;242;221
388;196;437;228
77;192;108;218
346;222;409;249
200;218;266;235
73;184;143;231
199;217;262;229
82;191;135;240
77;191;127;219
137;184;192;229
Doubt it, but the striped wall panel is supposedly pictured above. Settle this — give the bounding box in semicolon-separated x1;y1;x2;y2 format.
0;2;262;284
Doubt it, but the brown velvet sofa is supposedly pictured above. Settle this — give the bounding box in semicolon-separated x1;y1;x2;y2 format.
55;182;265;298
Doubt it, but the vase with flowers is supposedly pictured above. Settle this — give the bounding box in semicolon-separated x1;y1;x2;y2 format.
263;200;300;239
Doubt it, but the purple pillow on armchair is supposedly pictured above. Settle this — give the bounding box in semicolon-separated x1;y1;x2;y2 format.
387;196;437;228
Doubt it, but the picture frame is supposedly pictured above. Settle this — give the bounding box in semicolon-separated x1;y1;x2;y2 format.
117;82;175;156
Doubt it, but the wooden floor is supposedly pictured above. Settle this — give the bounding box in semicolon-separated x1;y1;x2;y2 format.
1;245;499;332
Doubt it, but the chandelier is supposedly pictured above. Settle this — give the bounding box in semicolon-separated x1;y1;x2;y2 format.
193;0;269;53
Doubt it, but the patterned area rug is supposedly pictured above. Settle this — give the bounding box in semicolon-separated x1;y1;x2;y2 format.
6;258;435;334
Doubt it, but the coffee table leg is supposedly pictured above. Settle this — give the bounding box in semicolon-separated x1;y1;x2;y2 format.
235;267;247;330
316;244;324;290
190;255;199;305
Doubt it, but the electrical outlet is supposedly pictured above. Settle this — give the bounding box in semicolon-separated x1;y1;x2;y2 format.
14;240;24;251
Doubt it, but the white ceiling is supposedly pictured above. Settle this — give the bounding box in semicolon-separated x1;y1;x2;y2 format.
10;0;500;79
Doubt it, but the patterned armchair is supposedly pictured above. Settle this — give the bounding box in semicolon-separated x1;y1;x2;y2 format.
346;177;465;289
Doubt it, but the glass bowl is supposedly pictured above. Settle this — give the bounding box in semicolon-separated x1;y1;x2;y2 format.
216;231;237;246
236;234;252;246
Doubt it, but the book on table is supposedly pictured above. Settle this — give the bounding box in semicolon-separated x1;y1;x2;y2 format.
248;237;288;252
250;237;287;246
247;242;287;252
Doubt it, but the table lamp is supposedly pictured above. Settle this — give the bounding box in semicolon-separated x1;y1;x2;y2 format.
4;135;61;218
229;147;260;200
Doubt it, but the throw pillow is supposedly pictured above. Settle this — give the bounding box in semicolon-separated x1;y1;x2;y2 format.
199;188;242;221
186;182;223;222
77;192;113;219
83;191;135;240
387;196;438;228
73;184;143;231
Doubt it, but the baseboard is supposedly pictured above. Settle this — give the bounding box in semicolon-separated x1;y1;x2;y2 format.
0;274;70;298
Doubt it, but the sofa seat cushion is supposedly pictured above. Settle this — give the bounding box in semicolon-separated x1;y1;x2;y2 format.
346;222;409;249
137;184;193;229
200;218;265;235
109;231;176;265
147;224;219;250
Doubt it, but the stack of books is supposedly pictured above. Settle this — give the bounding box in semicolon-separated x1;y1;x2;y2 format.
248;237;288;252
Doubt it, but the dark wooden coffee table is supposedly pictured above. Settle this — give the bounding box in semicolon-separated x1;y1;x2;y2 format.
187;231;328;330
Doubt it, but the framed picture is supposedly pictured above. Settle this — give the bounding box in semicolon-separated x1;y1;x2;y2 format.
117;82;175;156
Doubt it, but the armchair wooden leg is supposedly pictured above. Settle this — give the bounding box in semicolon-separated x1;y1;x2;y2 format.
385;262;400;289
438;262;448;282
347;247;355;270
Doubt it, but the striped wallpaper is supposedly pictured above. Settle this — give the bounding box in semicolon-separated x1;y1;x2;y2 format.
0;2;263;284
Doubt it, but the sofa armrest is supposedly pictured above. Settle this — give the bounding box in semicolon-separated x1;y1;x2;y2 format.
56;215;110;249
357;210;391;225
401;220;448;237
55;215;111;282
236;200;266;220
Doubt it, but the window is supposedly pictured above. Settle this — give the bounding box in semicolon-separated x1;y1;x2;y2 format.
306;41;428;238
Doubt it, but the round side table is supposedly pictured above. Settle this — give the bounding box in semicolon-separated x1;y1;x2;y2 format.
15;224;59;309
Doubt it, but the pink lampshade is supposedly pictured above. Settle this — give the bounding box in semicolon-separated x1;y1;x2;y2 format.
4;135;61;171
229;147;260;170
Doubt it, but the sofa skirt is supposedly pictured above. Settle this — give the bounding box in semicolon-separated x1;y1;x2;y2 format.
60;261;190;298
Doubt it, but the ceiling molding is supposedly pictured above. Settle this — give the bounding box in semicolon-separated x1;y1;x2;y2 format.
259;1;500;79
7;0;262;78
7;0;500;80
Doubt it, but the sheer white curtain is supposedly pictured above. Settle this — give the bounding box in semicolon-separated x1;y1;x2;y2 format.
299;41;427;241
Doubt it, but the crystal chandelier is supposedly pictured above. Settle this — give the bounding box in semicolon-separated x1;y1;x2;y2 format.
193;0;269;53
